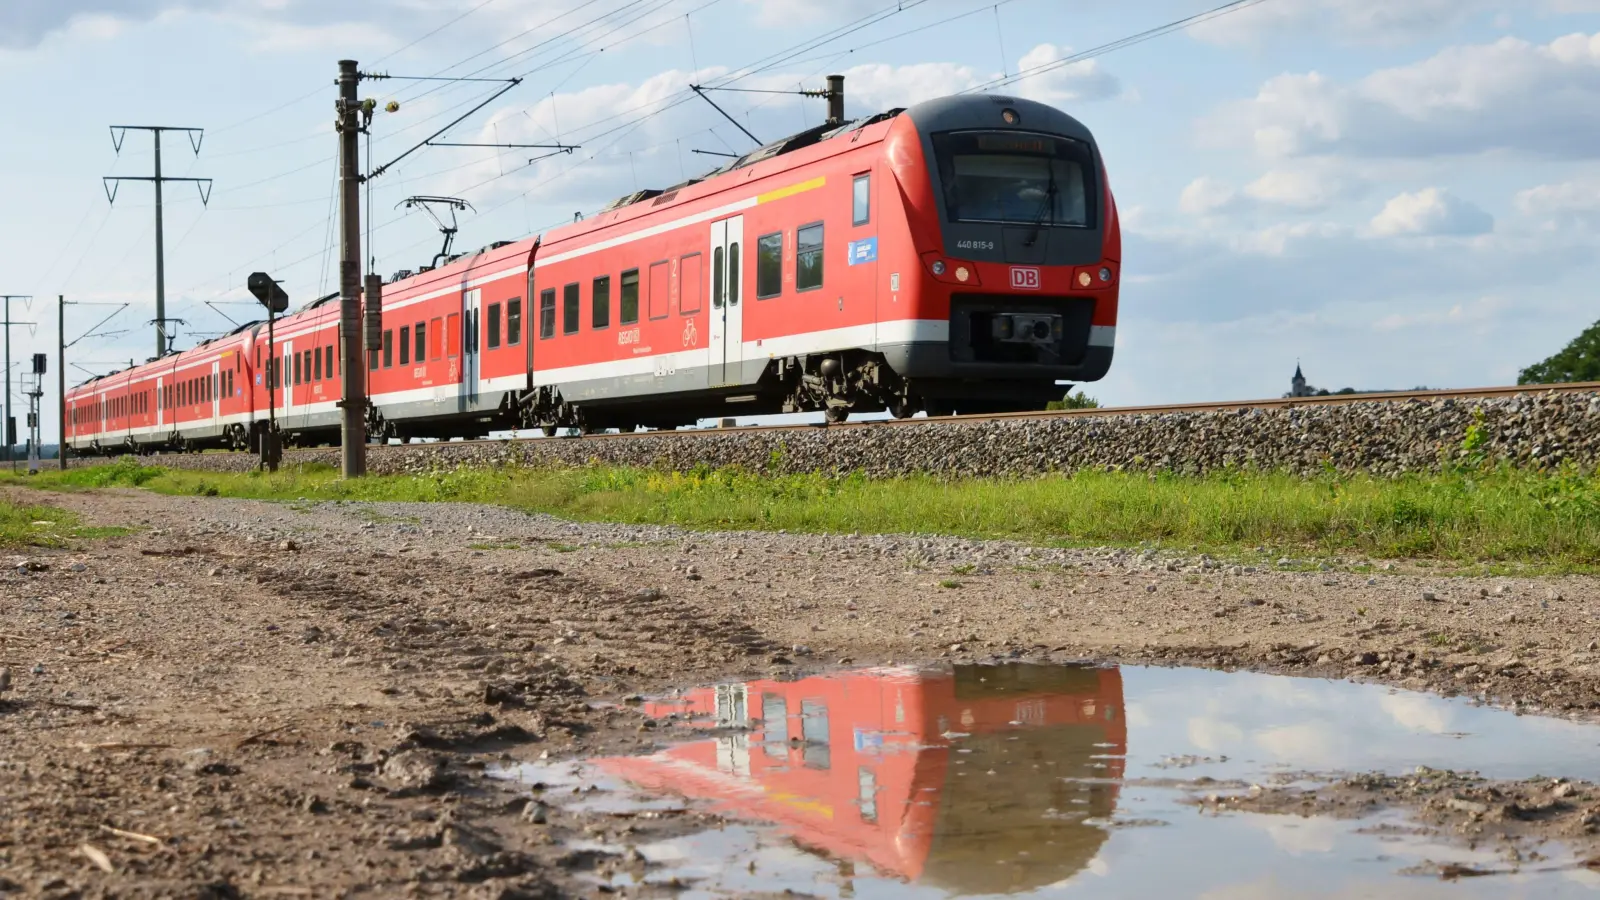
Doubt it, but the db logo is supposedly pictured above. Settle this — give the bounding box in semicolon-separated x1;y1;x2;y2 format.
1010;266;1041;290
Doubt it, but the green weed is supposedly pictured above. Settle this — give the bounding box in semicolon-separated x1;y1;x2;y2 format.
9;457;1600;569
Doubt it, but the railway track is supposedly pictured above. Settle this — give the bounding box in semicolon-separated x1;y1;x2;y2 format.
110;379;1599;460
419;379;1600;448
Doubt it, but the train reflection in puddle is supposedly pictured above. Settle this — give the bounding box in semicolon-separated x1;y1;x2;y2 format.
596;663;1126;895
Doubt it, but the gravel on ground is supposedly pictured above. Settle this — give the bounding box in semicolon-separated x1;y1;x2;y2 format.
4;485;1600;896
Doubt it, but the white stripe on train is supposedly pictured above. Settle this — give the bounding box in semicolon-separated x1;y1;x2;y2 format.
68;322;1115;443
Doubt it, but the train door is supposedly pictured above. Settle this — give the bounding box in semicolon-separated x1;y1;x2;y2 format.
211;360;221;425
462;288;480;407
156;376;165;430
281;339;295;417
709;215;744;385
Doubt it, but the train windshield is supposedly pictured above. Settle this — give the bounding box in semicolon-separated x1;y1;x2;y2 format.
932;131;1093;228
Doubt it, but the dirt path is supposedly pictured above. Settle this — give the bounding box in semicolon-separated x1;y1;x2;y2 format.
4;486;1600;897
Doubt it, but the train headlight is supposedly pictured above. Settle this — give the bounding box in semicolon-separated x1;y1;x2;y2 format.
1099;267;1113;283
1077;271;1092;287
955;266;970;283
932;260;946;276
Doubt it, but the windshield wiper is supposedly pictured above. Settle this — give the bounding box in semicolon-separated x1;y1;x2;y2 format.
1023;165;1059;248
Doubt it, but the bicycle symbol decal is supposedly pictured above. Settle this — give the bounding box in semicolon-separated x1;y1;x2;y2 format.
682;319;699;348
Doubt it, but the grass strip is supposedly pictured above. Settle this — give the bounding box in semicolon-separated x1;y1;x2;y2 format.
0;498;132;549
8;457;1600;570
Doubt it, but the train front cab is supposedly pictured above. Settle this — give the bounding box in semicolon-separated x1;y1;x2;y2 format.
883;95;1120;412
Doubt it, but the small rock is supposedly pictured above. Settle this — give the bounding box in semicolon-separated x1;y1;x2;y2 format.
1422;591;1439;602
1553;782;1577;800
1357;652;1380;666
208;566;222;577
380;749;449;790
522;801;549;824
280;540;298;552
1446;797;1488;815
1145;583;1157;593
68;563;87;573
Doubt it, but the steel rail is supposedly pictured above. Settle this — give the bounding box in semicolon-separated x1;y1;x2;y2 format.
115;380;1600;457
402;380;1600;448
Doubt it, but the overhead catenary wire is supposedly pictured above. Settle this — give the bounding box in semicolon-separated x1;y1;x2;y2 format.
177;0;1251;331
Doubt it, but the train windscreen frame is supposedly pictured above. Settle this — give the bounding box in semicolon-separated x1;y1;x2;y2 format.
931;130;1096;230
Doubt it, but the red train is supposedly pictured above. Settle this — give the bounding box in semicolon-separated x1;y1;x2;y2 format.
66;91;1120;452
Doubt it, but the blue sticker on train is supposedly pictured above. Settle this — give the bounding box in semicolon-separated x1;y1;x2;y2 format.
847;237;878;265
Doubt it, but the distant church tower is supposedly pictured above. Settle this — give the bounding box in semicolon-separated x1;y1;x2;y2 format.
1290;362;1311;398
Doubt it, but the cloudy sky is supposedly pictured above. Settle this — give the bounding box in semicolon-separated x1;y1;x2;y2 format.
4;0;1599;433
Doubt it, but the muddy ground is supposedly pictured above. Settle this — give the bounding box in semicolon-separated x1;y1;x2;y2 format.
4;485;1600;897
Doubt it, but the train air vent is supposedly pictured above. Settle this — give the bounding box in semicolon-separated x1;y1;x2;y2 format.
391;269;415;282
651;190;679;206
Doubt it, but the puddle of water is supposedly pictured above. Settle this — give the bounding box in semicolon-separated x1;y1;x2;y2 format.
499;664;1600;898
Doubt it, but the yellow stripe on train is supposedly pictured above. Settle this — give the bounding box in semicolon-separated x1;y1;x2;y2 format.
757;176;826;205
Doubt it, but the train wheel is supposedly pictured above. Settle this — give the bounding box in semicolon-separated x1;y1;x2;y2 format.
540;425;557;437
888;398;915;419
824;406;850;424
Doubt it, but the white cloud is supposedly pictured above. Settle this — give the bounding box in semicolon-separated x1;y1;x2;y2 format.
1179;176;1237;215
1010;43;1122;105
1516;177;1600;226
1206;32;1600;160
1372;295;1508;333
1191;0;1597;47
1243;167;1353;210
1189;0;1492;47
1369;187;1493;236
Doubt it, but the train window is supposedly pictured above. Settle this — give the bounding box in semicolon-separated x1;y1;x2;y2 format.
539;289;556;339
382;329;394;368
796;222;824;292
399;326;411;365
621;270;640;325
728;242;740;306
756;232;783;299
293;353;302;386
680;253;702;315
507;299;521;346
326;345;335;379
318;341;328;378
369;348;379;371
430;317;443;359
853;173;871;226
591;278;610;329
447;313;461;357
486;305;500;349
414;322;426;362
712;248;724;310
648;261;670;320
562;284;579;335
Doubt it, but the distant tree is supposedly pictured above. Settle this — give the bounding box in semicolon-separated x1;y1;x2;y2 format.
1335;387;1357;395
1046;390;1101;411
1520;319;1600;385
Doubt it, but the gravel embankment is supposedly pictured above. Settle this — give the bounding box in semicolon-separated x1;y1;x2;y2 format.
87;390;1600;477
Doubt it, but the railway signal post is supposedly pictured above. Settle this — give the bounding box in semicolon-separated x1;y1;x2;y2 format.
336;59;367;478
57;296;65;471
248;272;288;473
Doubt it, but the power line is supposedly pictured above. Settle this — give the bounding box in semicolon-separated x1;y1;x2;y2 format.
962;0;1272;94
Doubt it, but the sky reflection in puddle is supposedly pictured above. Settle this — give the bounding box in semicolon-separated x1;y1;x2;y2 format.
501;663;1600;898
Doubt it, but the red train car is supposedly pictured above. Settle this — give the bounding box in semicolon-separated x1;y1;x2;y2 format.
66;90;1120;451
593;663;1127;893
